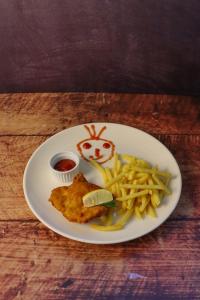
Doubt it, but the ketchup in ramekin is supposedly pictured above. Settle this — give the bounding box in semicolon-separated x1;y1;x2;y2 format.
54;159;76;172
50;151;80;183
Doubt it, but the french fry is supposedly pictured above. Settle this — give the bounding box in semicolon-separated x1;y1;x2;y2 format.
115;182;121;197
152;174;171;195
91;209;133;231
91;223;123;231
132;166;171;178
159;176;171;200
113;154;120;197
90;160;107;183
122;201;127;209
116;190;149;201
117;209;133;226
135;206;143;219
104;209;113;225
105;168;115;194
137;174;149;184
127;189;136;210
117;159;121;173
90;152;172;231
121;154;136;163
139;195;149;212
146;203;157;218
120;184;164;190
151;190;160;208
105;172;125;188
136;159;150;168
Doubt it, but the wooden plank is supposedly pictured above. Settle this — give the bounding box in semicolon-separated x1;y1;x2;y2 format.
0;93;199;135
0;220;199;300
158;134;200;220
0;134;199;221
0;94;199;300
0;136;46;221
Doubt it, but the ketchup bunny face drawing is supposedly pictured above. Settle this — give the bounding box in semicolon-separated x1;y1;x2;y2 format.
77;125;115;164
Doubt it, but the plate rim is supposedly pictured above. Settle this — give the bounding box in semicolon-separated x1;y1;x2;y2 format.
23;122;182;244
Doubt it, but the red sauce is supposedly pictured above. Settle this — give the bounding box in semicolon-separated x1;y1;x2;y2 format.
83;142;92;149
103;142;111;149
95;148;100;157
54;159;76;172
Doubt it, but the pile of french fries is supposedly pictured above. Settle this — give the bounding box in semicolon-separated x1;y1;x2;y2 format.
90;153;172;231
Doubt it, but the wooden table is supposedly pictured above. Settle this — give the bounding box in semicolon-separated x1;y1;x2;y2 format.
0;93;199;300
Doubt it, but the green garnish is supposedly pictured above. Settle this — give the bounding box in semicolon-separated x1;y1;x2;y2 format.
102;200;116;208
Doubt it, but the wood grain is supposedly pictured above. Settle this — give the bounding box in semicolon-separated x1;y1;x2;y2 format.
0;93;199;300
0;136;46;220
0;93;199;135
0;220;199;300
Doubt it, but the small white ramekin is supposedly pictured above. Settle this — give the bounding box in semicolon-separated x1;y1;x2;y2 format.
49;151;80;183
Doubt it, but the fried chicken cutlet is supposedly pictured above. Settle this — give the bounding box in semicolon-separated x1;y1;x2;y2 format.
49;173;108;223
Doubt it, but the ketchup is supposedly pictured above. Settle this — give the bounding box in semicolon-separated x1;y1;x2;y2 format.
54;159;76;172
103;142;111;149
83;142;91;149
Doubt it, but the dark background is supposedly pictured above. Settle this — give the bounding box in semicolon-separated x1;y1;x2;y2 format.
0;0;200;94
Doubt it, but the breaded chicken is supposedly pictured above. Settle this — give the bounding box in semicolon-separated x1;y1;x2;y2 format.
49;173;108;223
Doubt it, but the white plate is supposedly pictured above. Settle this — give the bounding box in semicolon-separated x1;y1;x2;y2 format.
23;123;182;244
